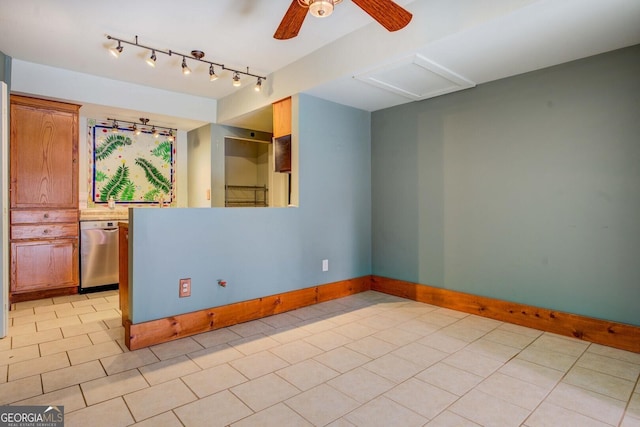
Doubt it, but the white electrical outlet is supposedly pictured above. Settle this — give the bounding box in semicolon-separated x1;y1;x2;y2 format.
322;259;329;272
179;278;191;297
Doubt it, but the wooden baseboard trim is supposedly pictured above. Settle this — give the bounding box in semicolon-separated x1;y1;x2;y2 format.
10;286;78;306
125;274;639;353
125;276;371;350
371;276;640;353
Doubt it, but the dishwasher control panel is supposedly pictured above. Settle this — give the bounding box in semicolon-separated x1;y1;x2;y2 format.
80;220;122;230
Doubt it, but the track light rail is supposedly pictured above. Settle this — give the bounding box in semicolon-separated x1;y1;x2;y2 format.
106;34;266;82
106;117;176;133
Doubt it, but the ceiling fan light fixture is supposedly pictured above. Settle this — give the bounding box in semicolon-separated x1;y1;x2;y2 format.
308;0;334;18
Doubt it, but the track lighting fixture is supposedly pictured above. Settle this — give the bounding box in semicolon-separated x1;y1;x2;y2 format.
232;72;241;87
106;117;175;139
138;118;149;135
146;50;157;67
181;57;191;75
255;78;263;92
109;41;123;58
209;64;218;82
106;35;266;89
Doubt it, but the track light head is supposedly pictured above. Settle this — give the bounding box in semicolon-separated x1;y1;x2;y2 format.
146;50;157;67
255;78;262;92
151;126;159;138
109;41;123;58
181;57;191;75
111;120;119;133
209;64;218;82
232;72;241;87
132;124;140;135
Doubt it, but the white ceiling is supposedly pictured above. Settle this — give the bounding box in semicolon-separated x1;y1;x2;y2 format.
1;0;639;132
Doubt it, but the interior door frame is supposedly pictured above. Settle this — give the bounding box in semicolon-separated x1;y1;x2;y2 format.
1;81;9;337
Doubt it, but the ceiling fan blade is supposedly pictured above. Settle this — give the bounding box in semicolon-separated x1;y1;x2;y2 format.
274;0;308;40
351;0;412;32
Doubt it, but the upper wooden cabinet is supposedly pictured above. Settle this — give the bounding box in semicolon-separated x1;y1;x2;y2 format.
272;97;292;138
10;95;80;208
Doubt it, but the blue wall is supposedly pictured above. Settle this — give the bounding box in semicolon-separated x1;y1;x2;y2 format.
372;45;640;326
130;94;371;323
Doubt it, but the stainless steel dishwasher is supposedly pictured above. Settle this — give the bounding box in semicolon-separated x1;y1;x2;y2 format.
80;220;121;292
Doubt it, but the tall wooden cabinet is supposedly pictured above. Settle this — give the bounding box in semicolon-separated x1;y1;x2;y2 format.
9;95;80;303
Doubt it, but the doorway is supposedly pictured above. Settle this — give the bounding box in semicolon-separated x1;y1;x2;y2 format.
1;82;8;337
224;137;270;207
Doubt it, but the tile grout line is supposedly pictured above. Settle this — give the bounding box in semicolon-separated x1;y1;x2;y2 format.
618;371;640;427
423;323;515;424
520;340;619;427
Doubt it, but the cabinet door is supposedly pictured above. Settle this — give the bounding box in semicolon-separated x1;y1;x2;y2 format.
10;239;79;293
272;97;292;138
10;99;78;208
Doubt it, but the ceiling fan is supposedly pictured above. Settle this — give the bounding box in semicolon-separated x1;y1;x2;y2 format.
274;0;413;40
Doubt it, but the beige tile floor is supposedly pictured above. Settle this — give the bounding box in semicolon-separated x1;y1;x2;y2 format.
1;290;639;427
